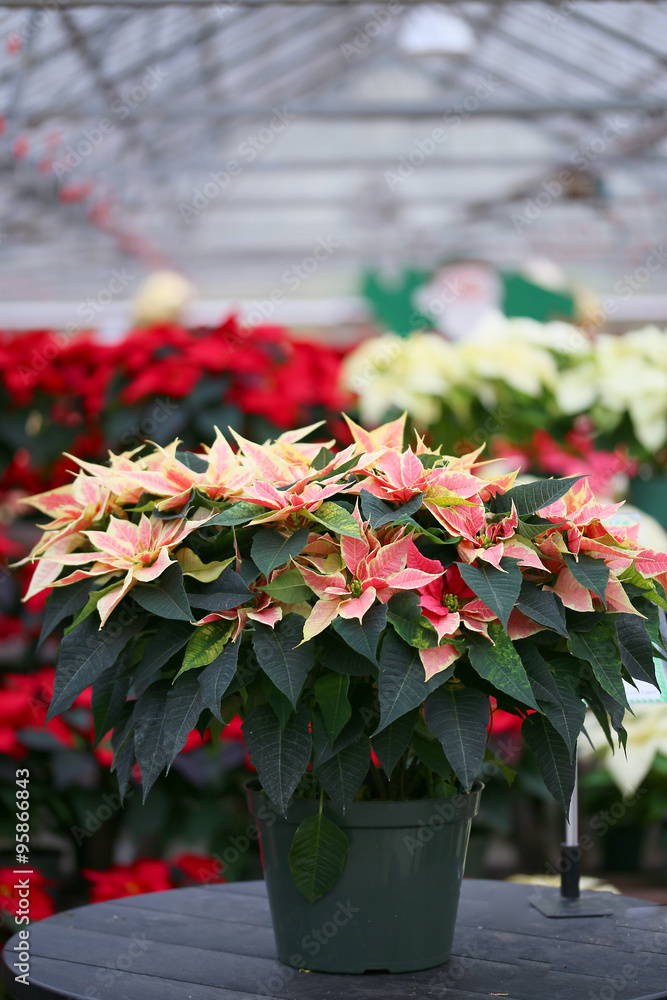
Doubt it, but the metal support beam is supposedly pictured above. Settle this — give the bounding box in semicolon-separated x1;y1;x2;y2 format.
0;0;649;5
14;98;667;125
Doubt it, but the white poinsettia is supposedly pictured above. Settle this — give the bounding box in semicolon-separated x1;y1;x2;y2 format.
341;332;464;426
458;316;560;399
344;317;667;460
581;702;667;796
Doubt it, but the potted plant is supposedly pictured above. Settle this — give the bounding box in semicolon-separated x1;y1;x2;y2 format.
20;414;667;973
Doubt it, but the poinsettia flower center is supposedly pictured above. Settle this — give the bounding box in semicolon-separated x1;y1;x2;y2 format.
349;577;363;598
478;533;494;548
138;550;159;566
442;593;460;611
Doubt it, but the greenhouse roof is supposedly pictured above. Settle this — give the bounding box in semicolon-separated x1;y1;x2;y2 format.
2;0;667;304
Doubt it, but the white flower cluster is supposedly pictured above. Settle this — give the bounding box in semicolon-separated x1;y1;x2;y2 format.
343;315;667;455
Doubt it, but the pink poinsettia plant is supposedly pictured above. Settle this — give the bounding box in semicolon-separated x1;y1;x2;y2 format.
19;414;667;899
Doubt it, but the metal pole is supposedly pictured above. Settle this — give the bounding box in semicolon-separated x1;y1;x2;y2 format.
561;747;580;900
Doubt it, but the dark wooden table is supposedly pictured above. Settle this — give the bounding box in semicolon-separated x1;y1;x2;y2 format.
2;879;666;1000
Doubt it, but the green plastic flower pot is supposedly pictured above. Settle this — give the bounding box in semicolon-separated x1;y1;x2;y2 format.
246;780;482;974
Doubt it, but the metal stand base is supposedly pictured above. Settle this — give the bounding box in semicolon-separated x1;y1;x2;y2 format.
529;889;620;918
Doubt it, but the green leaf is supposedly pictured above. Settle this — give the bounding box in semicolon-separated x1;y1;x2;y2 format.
242;703;311;814
163;672;206;773
252;613;314;708
614;614;658;688
113;726;136;800
251;526;309;579
48;610;147;719
458;558;522;631
316;735;370;812
133;563;192;621
314;674;352;742
261;568;313;603
467;624;539;710
312;446;335;470
110;702;135;799
412;730;453;777
539;656;586;759
64;582;122;635
424;686;489;791
38;577;94;647
566;608;605;633
133;679;170;800
494;476;585;516
152;487;196;521
198;640;240;721
372;709;417;778
359;489;424;529
375;630;440;733
597;687;627;743
515;518;553;540
522;713;576;815
206;502;272;526
262;677;294;731
418;453;442;470
634;597;661;645
309;501;361;538
516;581;569;638
319;633;377;676
332;603;387;664
519;645;562;705
565;553;609;606
312;705;364;768
483;746;516;786
386;592;438;649
310;455;359;483
133;671;206;797
187;566;252;612
175;450;208;473
131;620;194;691
567;623;629;709
91;655;131;746
289;812;350;902
180;621;234;675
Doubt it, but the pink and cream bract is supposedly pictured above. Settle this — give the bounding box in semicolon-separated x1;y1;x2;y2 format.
21;414;667;677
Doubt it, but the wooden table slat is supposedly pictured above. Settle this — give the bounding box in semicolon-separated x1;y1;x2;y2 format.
2;880;665;1000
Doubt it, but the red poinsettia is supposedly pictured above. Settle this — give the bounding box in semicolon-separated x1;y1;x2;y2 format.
170;853;225;885
83;860;174;902
493;426;638;499
0;867;55;923
0;317;352;499
83;854;226;902
0;668;77;757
